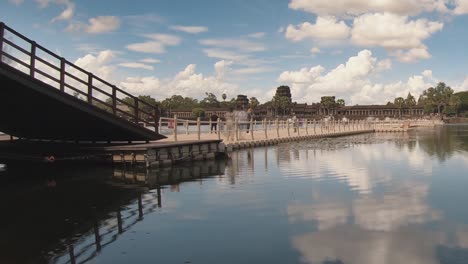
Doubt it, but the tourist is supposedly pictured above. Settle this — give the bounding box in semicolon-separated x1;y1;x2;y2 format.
292;112;297;132
210;113;219;133
246;108;254;133
225;108;235;142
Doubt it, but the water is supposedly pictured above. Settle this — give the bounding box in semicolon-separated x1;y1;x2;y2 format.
2;125;468;264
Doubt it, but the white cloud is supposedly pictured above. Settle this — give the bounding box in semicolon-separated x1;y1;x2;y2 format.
310;47;321;54
50;0;74;22
203;49;249;62
126;33;181;54
118;62;154;71
199;38;266;52
214;60;233;79
140;58;161;64
120;63;241;100
232;67;276;75
170;25;208;34
285;16;350;42
288;0;449;16
453;0;468;14
277;49;439;104
351;13;443;62
74;50;117;80
66;16;121;34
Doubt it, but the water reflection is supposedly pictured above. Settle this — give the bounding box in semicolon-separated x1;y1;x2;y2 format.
0;161;225;264
2;125;468;264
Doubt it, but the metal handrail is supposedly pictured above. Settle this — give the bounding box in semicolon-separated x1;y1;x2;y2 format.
0;22;160;132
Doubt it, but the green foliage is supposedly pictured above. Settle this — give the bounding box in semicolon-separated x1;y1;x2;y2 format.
249;97;260;109
336;99;345;107
405;93;416;107
161;95;198;116
222;93;227;101
200;92;220;108
420;82;458;114
272;95;291;116
454;91;468;112
320;96;336;115
192;107;205;118
394;97;405;117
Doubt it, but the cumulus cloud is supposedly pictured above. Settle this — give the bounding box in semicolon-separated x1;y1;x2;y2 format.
49;0;75;22
351;13;443;62
126;33;181;54
120;63;241;100
453;0;468;15
285;16;350;42
277;49;439;104
74;49;117;80
170;25;208;34
66;16;121;34
288;0;449;16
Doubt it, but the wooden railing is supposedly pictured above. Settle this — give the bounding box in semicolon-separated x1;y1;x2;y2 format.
156;116;441;142
0;22;159;131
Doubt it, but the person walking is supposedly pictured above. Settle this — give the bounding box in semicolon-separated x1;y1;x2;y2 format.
292;112;298;132
224;108;235;142
210;113;219;133
246;108;253;133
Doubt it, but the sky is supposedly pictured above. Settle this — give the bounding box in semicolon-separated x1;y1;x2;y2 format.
2;0;468;105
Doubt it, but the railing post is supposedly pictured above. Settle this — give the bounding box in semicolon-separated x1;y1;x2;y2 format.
250;118;254;140
0;22;4;62
87;73;93;104
276;118;279;138
217;118;221;140
112;86;117;115
287;119;290;137
197;117;201;140
173;115;178;142
185;120;189;135
59;58;65;92
235;118;239;142
30;41;36;77
313;119;316;135
209;118;212;133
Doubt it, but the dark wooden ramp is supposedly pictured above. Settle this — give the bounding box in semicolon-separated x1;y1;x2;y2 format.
0;22;165;141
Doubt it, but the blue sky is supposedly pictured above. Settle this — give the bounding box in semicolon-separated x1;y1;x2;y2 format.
2;0;468;105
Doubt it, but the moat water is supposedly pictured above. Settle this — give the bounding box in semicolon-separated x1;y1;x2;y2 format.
1;125;468;264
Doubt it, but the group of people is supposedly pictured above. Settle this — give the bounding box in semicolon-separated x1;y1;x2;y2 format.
210;107;254;141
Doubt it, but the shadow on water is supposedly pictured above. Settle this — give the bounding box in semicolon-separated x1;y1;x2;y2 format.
0;160;225;264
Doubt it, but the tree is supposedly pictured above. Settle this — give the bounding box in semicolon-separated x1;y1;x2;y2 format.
420;82;456;114
394;97;405;118
200;92;220;108
448;95;461;115
320;96;336;115
222;93;227;101
161;95;198;116
272;95;291;116
249;97;260;109
405;93;416;108
336;99;345;107
192;107;205;118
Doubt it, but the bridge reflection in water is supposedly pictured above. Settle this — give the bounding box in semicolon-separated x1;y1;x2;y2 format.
0;161;226;264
